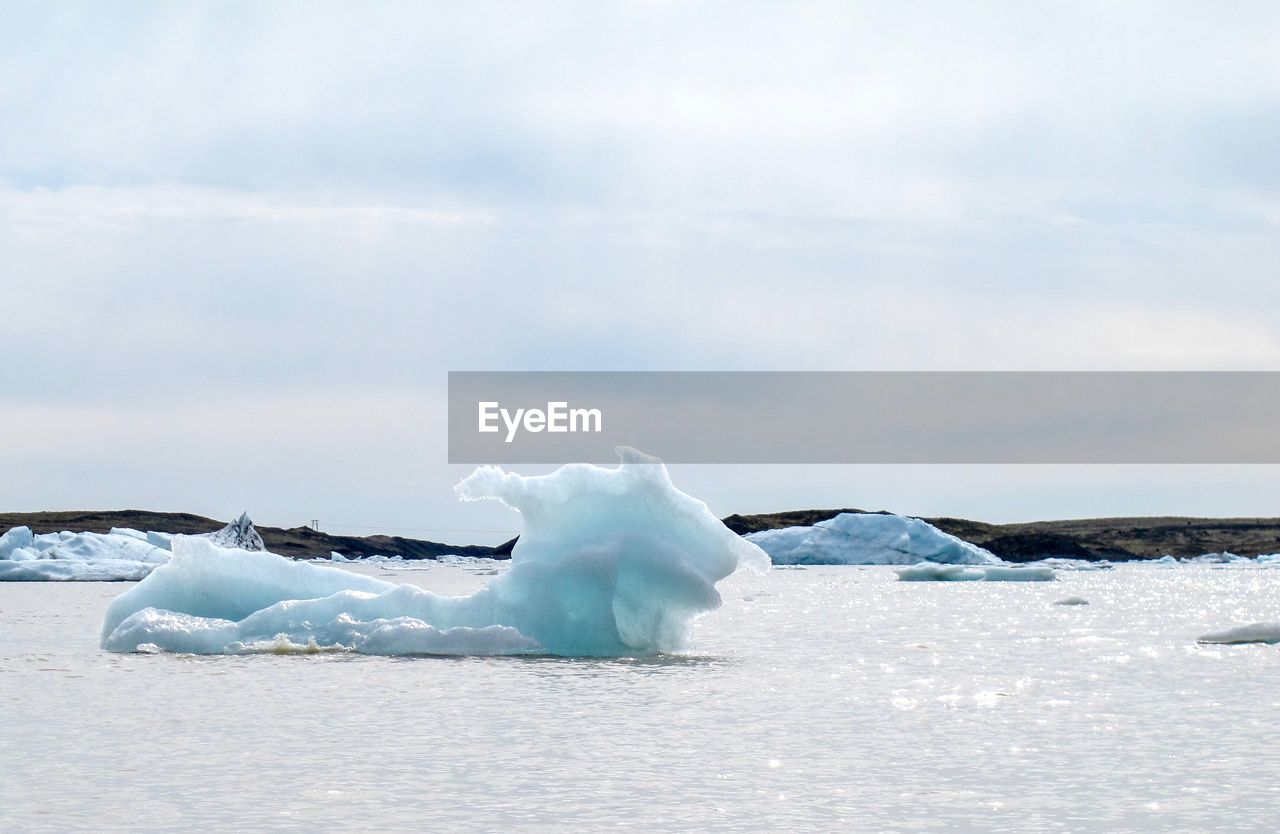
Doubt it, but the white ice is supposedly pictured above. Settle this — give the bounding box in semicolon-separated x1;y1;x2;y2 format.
0;526;34;559
1;516;270;582
1197;623;1280;644
1181;552;1250;564
101;449;768;657
895;562;1056;582
1;527;171;582
746;513;999;566
1022;558;1113;572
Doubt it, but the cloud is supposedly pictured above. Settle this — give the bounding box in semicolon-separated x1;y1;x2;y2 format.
2;3;1279;526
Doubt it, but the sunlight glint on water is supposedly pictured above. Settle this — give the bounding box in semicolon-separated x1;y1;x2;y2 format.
2;562;1278;832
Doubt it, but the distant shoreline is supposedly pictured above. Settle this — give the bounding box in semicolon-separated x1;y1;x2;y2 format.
5;508;1280;564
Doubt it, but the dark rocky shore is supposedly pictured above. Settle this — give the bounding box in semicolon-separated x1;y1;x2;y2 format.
4;508;1279;562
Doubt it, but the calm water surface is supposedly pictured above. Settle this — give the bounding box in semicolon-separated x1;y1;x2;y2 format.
2;562;1278;832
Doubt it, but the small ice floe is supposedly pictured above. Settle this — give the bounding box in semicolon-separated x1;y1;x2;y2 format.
1256;554;1280;564
895;562;1055;582
436;554;495;565
327;552;405;563
1;514;256;582
980;565;1057;582
1197;623;1280;645
1022;558;1113;572
895;563;985;581
747;513;998;566
1053;596;1090;606
0;526;171;582
1182;552;1248;564
1153;555;1179;565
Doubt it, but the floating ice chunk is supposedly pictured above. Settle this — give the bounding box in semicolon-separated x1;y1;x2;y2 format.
1153;555;1179;565
326;553;407;563
454;448;768;654
1197;623;1280;645
1054;596;1090;606
1023;558;1113;571
1;528;171;581
747;513;998;565
1182;552;1248;564
896;563;985;581
109;527;148;541
0;559;157;582
205;512;264;551
1256;554;1280;564
979;565;1056;582
102;449;766;657
895;562;1056;582
35;532;170;564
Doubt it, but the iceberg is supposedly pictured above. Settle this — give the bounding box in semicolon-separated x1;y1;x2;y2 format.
894;563;986;581
895;562;1056;582
205;512;264;551
101;449;768;657
747;513;999;566
0;515;266;581
1;528;172;582
1197;623;1280;645
1021;557;1113;571
977;565;1057;581
1181;552;1249;564
0;558;157;582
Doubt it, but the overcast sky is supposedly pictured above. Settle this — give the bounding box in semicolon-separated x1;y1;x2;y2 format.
4;2;1279;541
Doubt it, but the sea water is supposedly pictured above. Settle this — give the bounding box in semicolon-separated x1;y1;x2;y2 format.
3;561;1278;832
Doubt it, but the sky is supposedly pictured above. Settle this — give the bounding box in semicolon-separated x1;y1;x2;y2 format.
3;2;1279;542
